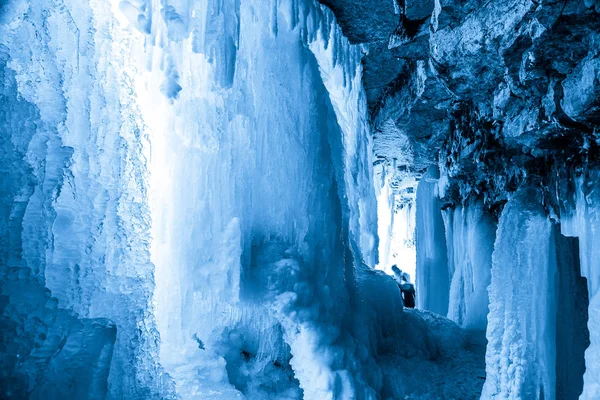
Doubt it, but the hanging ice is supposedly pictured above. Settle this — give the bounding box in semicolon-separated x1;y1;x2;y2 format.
559;170;600;399
0;1;166;397
0;0;386;398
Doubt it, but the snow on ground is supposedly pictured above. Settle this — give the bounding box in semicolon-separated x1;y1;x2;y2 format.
378;309;486;400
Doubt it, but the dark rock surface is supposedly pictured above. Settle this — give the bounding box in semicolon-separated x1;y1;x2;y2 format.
321;0;600;209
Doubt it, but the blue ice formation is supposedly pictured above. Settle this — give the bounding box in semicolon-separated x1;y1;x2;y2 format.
2;0;599;399
0;0;386;398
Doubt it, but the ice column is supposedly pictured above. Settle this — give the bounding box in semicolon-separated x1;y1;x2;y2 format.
443;200;495;330
416;167;449;314
482;188;557;400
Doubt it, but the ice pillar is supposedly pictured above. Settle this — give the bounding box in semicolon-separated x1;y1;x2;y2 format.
482;188;557;400
443;200;495;330
144;1;380;398
416;166;449;315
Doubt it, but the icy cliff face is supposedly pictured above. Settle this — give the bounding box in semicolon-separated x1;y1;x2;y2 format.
560;171;600;399
443;200;495;331
2;0;599;398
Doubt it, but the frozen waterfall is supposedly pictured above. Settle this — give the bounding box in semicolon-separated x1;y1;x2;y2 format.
1;0;599;399
0;0;384;398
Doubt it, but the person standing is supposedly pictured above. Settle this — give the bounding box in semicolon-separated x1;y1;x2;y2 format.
391;265;416;308
399;272;416;308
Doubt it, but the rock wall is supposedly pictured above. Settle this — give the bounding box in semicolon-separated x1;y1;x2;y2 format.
323;0;599;206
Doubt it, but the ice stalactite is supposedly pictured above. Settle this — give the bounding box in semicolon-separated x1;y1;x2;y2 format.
415;166;449;315
442;200;495;330
415;169;495;331
482;188;557;400
0;48;117;396
1;0;387;397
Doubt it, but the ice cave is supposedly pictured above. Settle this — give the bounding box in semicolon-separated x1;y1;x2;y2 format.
1;0;599;399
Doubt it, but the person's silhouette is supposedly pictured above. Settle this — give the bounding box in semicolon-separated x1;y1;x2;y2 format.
391;265;415;308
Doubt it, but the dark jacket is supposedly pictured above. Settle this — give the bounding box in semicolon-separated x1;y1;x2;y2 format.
399;282;415;308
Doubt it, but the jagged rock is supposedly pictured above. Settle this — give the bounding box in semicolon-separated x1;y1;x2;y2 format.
389;19;430;60
404;0;434;22
562;55;600;124
321;0;600;205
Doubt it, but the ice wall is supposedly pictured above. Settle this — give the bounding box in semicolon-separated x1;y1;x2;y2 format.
140;0;381;398
0;1;169;397
0;0;385;397
1;0;501;398
482;188;557;400
416;175;494;331
442;201;495;330
415;167;449;315
0;50;117;396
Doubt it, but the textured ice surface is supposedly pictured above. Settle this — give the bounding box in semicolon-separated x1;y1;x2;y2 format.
482;188;556;400
559;171;600;399
136;0;382;398
0;0;387;397
0;1;170;397
416;170;495;331
4;0;596;398
443;201;495;330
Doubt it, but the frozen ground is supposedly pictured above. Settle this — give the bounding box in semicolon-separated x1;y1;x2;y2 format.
378;309;486;400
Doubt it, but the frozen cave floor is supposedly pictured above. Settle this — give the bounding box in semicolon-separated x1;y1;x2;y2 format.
379;309;487;400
